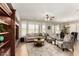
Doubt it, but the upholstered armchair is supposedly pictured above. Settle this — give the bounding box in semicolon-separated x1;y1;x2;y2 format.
45;33;55;43
56;33;75;51
46;36;53;43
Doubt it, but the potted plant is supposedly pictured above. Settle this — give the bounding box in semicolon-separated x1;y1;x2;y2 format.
62;25;70;35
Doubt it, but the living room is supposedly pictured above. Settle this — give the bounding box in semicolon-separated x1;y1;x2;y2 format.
15;3;79;56
0;3;79;56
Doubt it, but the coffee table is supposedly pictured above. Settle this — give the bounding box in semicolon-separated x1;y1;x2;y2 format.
34;36;45;46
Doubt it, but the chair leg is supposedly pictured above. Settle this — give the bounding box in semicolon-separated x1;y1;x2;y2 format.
62;48;65;51
72;48;74;52
56;45;59;47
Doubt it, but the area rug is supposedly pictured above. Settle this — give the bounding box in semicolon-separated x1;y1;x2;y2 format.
26;41;73;56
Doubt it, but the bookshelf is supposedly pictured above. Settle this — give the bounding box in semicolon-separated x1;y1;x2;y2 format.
0;32;9;35
0;3;16;56
15;21;20;47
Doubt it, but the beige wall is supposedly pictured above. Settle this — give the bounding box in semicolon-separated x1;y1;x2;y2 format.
69;22;79;40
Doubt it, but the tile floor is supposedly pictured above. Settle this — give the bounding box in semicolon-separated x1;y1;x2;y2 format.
74;40;79;56
15;40;79;56
26;41;73;56
15;42;28;56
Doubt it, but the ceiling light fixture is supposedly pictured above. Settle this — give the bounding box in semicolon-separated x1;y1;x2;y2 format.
46;14;49;20
46;14;55;20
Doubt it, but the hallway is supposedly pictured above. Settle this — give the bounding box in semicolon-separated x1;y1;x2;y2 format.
16;41;73;56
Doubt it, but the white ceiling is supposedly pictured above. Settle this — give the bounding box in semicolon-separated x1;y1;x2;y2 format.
12;3;79;22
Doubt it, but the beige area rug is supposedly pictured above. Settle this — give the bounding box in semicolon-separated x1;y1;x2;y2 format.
26;41;73;56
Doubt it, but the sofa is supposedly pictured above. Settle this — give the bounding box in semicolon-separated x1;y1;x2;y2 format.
25;33;45;43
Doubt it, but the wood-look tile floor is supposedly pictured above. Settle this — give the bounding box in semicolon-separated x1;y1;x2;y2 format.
15;42;28;56
74;40;79;56
15;41;73;56
26;41;73;56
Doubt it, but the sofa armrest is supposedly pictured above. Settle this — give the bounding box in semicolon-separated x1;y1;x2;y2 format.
56;39;63;41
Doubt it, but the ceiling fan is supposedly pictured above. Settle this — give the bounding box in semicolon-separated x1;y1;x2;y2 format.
46;14;55;20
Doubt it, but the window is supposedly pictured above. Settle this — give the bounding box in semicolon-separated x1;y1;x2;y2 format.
28;23;39;33
55;25;60;34
28;24;34;33
21;23;26;36
34;24;39;33
52;25;54;34
42;24;46;33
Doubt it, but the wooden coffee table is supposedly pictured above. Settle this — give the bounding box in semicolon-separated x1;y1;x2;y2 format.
34;36;45;46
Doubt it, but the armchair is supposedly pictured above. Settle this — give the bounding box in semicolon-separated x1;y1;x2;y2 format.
46;36;53;43
56;33;75;51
